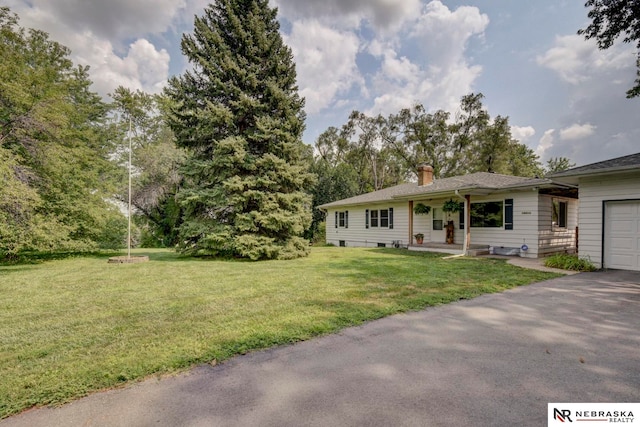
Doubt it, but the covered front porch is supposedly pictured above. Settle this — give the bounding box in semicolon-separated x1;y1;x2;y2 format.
408;242;490;256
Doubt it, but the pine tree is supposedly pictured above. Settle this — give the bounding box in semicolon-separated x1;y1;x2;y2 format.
165;0;314;260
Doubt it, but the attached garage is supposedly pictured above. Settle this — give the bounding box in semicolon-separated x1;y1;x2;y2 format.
549;152;640;271
604;201;640;271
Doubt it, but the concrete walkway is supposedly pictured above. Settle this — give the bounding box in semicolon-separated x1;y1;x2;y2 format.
502;255;580;275
2;271;638;427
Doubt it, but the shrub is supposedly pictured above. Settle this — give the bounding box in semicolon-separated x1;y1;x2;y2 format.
413;203;431;215
544;254;597;272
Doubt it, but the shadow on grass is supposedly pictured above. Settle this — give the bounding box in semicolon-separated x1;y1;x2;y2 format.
133;250;257;264
0;248;279;270
363;248;446;258
0;250;122;266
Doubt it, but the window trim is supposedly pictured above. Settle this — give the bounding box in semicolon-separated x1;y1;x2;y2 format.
368;208;393;229
432;207;443;231
370;210;379;228
380;209;389;228
336;210;349;228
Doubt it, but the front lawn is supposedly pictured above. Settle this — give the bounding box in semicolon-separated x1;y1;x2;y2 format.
0;247;558;418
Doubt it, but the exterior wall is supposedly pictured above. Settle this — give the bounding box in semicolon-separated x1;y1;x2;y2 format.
324;190;581;258
536;195;578;257
411;198;465;245
325;201;411;248
576;171;640;268
463;192;541;258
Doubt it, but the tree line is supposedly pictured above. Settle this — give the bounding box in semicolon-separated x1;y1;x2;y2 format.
2;2;586;261
307;95;575;240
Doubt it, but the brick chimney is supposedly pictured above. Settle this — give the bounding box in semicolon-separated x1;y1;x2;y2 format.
417;164;434;186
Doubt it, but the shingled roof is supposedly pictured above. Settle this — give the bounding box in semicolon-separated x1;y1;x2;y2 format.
548;152;640;179
318;172;553;209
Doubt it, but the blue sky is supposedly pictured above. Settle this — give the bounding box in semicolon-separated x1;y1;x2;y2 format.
7;0;640;167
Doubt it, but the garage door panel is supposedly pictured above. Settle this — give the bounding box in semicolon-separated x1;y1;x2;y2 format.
608;253;634;269
610;220;634;233
610;237;633;250
605;201;640;271
609;203;634;215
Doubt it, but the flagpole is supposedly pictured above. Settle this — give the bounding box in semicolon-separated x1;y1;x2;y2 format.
127;115;132;260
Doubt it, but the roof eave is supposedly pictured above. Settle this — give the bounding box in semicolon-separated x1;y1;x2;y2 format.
549;165;640;179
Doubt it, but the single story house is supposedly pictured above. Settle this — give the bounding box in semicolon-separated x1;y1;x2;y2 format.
548;152;640;271
318;165;579;258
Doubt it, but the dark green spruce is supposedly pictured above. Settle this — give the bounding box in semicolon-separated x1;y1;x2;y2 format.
165;0;314;260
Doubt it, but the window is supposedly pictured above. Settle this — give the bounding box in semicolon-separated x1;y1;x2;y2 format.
433;208;443;230
470;201;503;228
367;208;394;229
335;211;348;228
552;198;567;228
380;209;389;227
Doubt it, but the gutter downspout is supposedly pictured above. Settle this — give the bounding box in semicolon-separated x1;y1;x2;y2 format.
454;190;468;256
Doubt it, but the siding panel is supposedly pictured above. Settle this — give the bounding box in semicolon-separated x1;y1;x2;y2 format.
577;172;640;268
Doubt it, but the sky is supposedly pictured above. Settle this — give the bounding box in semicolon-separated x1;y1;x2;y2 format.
6;0;640;167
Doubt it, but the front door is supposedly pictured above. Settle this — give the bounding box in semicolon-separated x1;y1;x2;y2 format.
432;207;446;243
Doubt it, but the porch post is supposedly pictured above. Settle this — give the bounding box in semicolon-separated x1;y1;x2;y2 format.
409;200;414;245
465;195;471;250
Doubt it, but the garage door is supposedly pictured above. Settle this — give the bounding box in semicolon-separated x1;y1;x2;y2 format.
604;201;640;271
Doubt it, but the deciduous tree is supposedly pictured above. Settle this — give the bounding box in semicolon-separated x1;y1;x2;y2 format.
110;87;185;247
579;0;640;98
0;7;125;259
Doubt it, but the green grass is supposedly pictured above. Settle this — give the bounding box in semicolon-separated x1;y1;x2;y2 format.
0;247;559;418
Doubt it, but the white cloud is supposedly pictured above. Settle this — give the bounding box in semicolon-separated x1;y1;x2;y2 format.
511;126;536;143
411;1;489;66
559;123;596;141
7;0;171;98
22;0;186;40
273;0;422;31
537;34;633;85
536;129;555;158
365;1;489;116
58;33;170;97
285;20;363;114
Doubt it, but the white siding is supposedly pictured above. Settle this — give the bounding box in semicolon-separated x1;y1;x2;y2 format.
411;198;464;244
536;196;578;256
577;171;640;268
326;202;411;247
465;192;541;258
324;189;583;258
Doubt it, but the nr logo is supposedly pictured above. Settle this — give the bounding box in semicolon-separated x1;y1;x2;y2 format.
554;408;573;422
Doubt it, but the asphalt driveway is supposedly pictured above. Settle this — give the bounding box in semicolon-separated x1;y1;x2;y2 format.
2;270;639;427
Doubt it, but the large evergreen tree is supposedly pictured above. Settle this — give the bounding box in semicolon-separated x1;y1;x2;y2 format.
165;0;314;260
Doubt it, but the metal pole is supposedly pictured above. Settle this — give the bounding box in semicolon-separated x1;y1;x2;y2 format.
127;116;132;259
